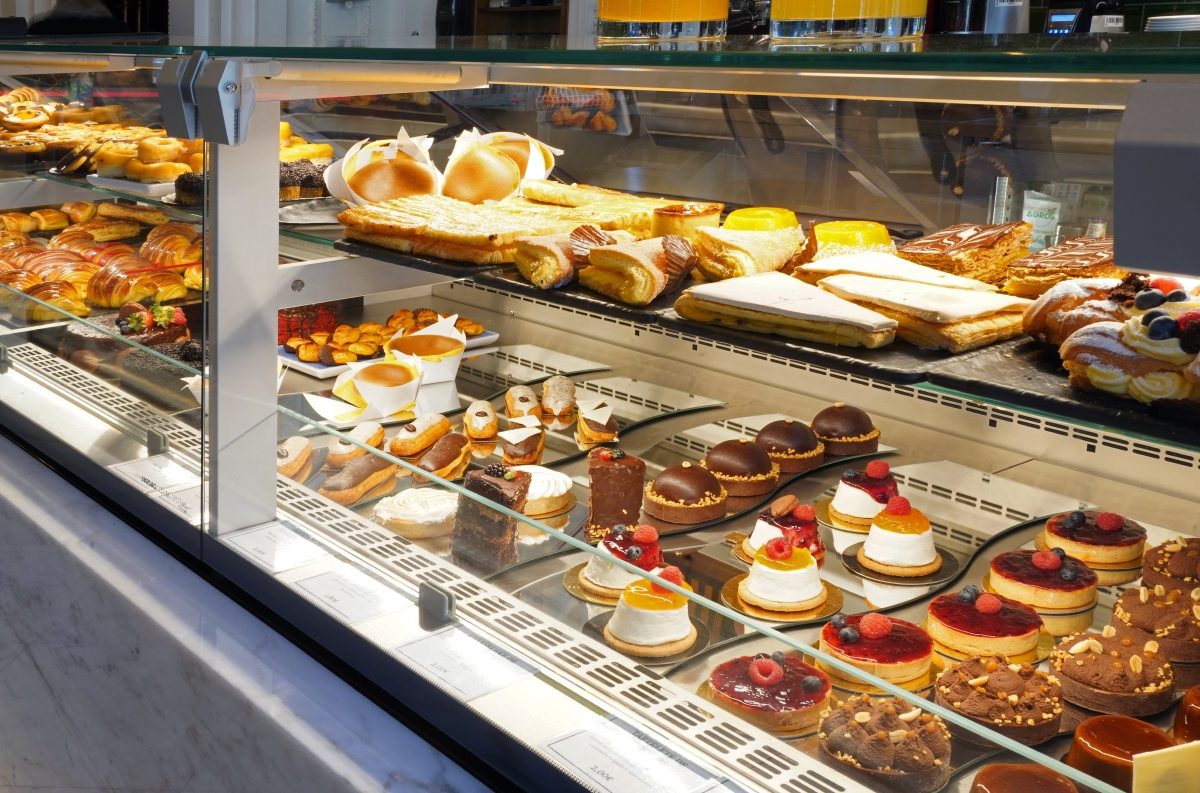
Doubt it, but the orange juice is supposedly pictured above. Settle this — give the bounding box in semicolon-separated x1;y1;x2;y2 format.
598;0;729;22
773;0;927;20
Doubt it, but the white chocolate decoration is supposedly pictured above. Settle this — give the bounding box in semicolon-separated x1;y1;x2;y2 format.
498;426;542;444
581;404;613;425
509;414;542;428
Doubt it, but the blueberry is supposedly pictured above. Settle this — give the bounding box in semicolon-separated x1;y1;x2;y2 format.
801;675;823;692
839;627;860;643
612;524;626;537
1166;289;1190;303
1066;511;1086;528
1051;547;1067;560
1148;315;1180;341
626;546;643;561
957;585;980;603
1060;566;1077;581
843;470;857;480
1134;289;1166;310
771;651;787;667
831;615;847;629
1141;308;1169;327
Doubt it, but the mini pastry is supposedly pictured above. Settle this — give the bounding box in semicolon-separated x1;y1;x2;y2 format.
414;433;471;482
276;436;313;481
1112;583;1200;663
1058;321;1190;405
1004;235;1122;297
827;460;899;532
817;695;951;793
578;236;695;306
695;225;803;281
744;495;825;565
96;202;170;226
896;221;1033;285
858;496;941;578
811;402;879;455
927;587;1043;657
585;448;646;538
541;375;575;418
990;550;1098;611
576;398;618;445
934;655;1062;746
318;453;398;506
1141;536;1200;592
462;400;498;440
388;413;451;457
505;385;540;419
1022;276;1127;347
511;465;572;515
512;233;575;290
326;421;384;468
374;488;458;539
707;652;830;733
740;538;826;612
1043;510;1146;585
604;566;697;658
818;614;933;684
1064;715;1175;791
1051;629;1175;716
499;417;544;466
578;523;664;598
753;418;824;474
450;464;530;576
970;764;1078;793
700;438;779;497
650;202;722;243
642;461;728;524
60;201;96;224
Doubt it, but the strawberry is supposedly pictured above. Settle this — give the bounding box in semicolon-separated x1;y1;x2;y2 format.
858;613;892;639
792;503;816;522
975;594;1002;614
659;566;683;587
1096;512;1125;531
865;460;890;479
885;496;911;515
748;657;784;686
632;525;658;544
765;537;793;560
597;448;613;461
1032;550;1062;571
171;307;187;326
1178;310;1200;330
1150;276;1184;294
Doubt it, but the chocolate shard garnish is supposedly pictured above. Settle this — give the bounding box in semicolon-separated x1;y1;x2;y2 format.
661;234;698;293
570;224;617;264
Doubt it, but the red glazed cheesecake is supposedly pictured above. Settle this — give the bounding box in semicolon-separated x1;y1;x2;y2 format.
818;614;933;684
1044;510;1146;566
1111;583;1200;663
827;460;898;532
1051;628;1175;717
927;588;1043;658
701;438;780;497
743;494;825;566
989;549;1098;610
1065;715;1175;792
578;524;664;599
707;652;831;732
1142;536;1200;592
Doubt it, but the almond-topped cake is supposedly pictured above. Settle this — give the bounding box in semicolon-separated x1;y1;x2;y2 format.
818;695;951;793
740;538;827;612
990;549;1098;610
744;494;825;565
927;587;1043;657
604;566;697;658
578;524;664;599
818;614;933;684
1112;583;1200;663
1050;627;1175;717
707;652;831;732
858;496;941;577
827;460;898;533
934;655;1062;745
1142;536;1200;592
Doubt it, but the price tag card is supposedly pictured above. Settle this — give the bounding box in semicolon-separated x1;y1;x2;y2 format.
110;455;200;494
226;522;331;573
294;566;411;624
542;716;716;793
1133;741;1200;793
392;624;537;701
151;483;203;525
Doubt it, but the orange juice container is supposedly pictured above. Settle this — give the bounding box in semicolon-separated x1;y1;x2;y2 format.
597;0;729;41
771;0;927;39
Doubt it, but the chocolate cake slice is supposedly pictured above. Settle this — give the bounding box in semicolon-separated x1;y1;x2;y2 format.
586;447;645;536
450;465;531;576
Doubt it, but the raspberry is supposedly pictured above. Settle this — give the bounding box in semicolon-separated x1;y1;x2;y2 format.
859;613;892;639
1096;512;1125;531
792;504;816;521
749;658;784;686
659;566;683;586
865;460;890;479
1150;276;1184;294
885;496;911;515
597;448;613;461
632;525;658;544
765;537;793;560
1178;310;1200;330
975;594;1002;614
1032;551;1062;571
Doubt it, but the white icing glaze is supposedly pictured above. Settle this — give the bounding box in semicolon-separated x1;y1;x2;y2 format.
819;273;1032;324
682;272;897;332
374;488;458;525
465;401;495;433
830;482;888;519
508;385;538;414
329;421;382;455
498;426;542;444
862;521;937;567
509;414;542;428
800;251;997;292
744;554;823;603
511;465;571;500
581;403;613;425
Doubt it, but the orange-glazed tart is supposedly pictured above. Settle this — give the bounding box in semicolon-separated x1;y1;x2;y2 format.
739;538;827;612
818;695;952;793
989;550;1098;610
827;460;898;533
818;614;933;684
927;588;1043;658
1064;715;1175;792
858;496;941;577
604;566;697;658
707;652;831;733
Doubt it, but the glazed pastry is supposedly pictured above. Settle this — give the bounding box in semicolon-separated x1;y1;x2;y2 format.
450;465;531;576
1111;583;1200;663
796;250;999;291
859;496;941;578
970;764;1078;793
576;397;618;445
0;212;35;233
707;653;830;733
30;208;68;231
585;448;646;537
60;201;96;223
578;523;664;598
604;566;697;658
740;539;826;612
374;488;458;539
790;219;895;267
326;421;384;468
1022;277;1127;347
926;588;1043;657
505;385;540;419
499;419;544;466
700;438;779;497
1064;715;1175;792
12;281;89;321
1043;510;1146;584
817;613;933;684
511;465;572;515
811;403;880;456
70;218;140;241
388;413;451;457
124;159;191;184
0;269;40;307
414;433;472;482
136;137;186;163
579;236;697;305
896;221;1033;285
318;453;398;506
753;418;824;474
276;436;313;481
642;461;728;524
512;232;576;290
541;375;575;417
817;695;951;793
1051;628;1175;716
96;202;170;226
695;226;802;281
1142;535;1200;592
1004;236;1122;297
934;655;1062;745
462;400;498;440
650;202;722;243
827;460;898;532
1175;684;1200;743
989;550;1099;611
744;496;825;565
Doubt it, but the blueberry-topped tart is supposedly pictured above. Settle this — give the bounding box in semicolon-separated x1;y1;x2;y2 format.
1142;535;1200;592
810;402;880;456
927;588;1043;658
744;494;825;566
1043;511;1146;585
817;614;933;684
827;460;898;533
989;549;1098;610
706;652;831;732
578;524;664;599
700;438;780;497
642;461;728;524
934;655;1062;746
754;418;825;473
818;695;951;793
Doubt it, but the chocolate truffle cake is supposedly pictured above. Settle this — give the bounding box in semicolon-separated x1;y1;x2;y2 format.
586;447;645;539
754;418;824;473
701;438;779;496
934;655;1062;745
1050;627;1175;716
1112;583;1200;663
642;461;727;523
818;694;951;793
810;403;880;455
1142;536;1200;592
451;465;531;576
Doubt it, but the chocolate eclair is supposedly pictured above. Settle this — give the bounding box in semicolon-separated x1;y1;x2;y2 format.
755;418;825;473
318;453;398;505
501;426;544;466
811;402;880;456
643;461;727;524
415;432;471;482
700;438;779;496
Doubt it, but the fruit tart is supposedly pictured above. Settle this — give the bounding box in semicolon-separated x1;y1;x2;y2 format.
927;587;1043;658
818;695;951;793
1050;626;1175;717
1142;535;1200;592
1043;510;1146;585
934;654;1063;746
818;614;933;684
989;549;1098;610
743;494;825;566
1111;582;1200;663
706;651;831;733
578;524;664;599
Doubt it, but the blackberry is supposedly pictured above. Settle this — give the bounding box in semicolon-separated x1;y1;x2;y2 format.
484;464;507;478
611;449;626;459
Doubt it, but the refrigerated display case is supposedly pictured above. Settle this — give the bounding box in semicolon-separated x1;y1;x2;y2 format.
0;33;1197;793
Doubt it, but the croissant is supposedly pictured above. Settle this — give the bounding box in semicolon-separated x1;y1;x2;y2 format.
0;231;31;250
0;243;46;267
145;222;200;245
182;263;204;291
86;260;157;308
48;229;97;253
13;280;88;321
23;249;86;279
0;269;41;308
70;218;140;242
88;243;138;267
143;270;188;303
0;212;36;233
41;260;99;300
141;232;203;267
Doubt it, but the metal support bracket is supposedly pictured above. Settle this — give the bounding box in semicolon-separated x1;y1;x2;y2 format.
159;52;256;145
0;344;9;375
146;429;170;456
418;581;457;631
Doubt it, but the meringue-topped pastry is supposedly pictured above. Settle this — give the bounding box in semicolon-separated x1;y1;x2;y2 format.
604;566;697;657
745;494;825;565
740;538;826;612
374;488;458;539
827;460;898;532
578;523;663;598
858;496;940;577
511;465;572;515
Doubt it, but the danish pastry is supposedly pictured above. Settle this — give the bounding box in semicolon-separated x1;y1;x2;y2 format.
462;400;498;440
12;280;89;321
136;136;186;164
48;229;97;254
388;413;451;457
0;270;40;307
505;385;541;419
125;159;191;184
97;202;170;226
182;264;204;292
30;208;69;231
1;108;49;132
0;213;36;233
86;260;157;308
326;421;385;468
70;218;140;242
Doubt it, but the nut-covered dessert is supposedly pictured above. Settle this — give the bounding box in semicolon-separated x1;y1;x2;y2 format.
934;654;1062;745
700;438;780;497
817;695;951;793
753;417;825;474
706;652;831;733
642;461;728;524
1111;583;1200;663
1142;536;1200;592
810;402;880;456
1050;627;1175;716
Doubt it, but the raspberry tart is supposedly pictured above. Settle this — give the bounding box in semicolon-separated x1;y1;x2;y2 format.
927;587;1043;658
810;402;880;456
818;614;933;684
706;652;831;732
1111;583;1200;663
753;417;824;474
990;549;1098;610
700;438;780;497
1142;535;1200;592
818;695;951;793
934;655;1063;746
858;497;941;577
1050;627;1175;716
642;461;728;524
1043;510;1146;585
743;494;825;566
827;460;898;535
578;524;664;599
604;566;698;658
739;537;827;613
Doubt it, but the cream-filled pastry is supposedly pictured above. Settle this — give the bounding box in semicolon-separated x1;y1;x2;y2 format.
579;524;664;597
859;496;941;577
827;460;898;532
604;566;697;657
511;465;572;515
374;488;458;539
740;538;825;612
463;399;498;440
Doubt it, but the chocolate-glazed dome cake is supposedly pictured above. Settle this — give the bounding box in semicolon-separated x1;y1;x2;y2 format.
643;461;728;523
701;438;779;496
754;418;825;473
810;402;880;455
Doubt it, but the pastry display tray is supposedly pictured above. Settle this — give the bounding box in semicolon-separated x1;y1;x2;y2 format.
333;238;514;278
472;268;688;324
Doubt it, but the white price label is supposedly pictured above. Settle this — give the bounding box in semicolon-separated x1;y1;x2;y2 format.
151;484;203;525
393;624;537;701
1104;15;1123;26
110;455;199;494
227;523;330;573
295;567;411;624
542;717;715;793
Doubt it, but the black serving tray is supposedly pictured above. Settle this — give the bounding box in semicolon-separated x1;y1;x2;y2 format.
472;268;688;324
333;238;514;278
